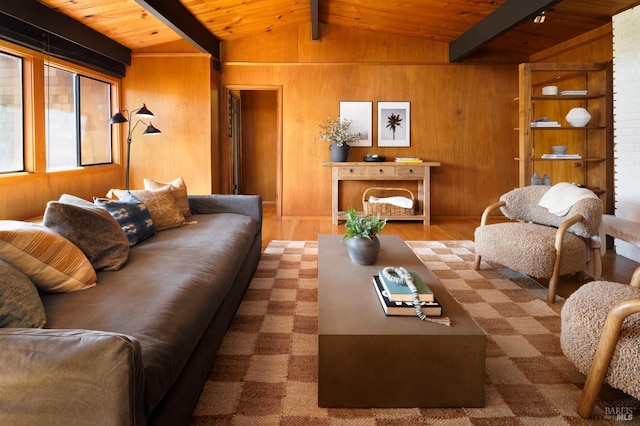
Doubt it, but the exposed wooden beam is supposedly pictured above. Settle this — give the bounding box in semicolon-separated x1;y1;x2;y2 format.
449;0;563;62
311;0;319;40
0;0;130;66
135;0;220;60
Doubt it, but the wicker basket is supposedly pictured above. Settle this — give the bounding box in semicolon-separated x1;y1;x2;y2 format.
362;187;415;216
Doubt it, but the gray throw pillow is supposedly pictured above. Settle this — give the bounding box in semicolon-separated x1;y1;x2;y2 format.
43;194;130;271
0;259;46;328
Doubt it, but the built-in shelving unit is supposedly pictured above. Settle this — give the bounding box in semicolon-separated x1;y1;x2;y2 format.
517;62;613;213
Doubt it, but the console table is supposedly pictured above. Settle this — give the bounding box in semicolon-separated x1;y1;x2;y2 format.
324;161;441;225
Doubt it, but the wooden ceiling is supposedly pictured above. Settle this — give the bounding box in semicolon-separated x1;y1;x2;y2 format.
33;0;640;60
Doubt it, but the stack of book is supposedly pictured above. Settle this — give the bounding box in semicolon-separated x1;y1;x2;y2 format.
394;157;422;163
560;90;588;95
541;153;582;159
372;270;442;317
530;121;560;127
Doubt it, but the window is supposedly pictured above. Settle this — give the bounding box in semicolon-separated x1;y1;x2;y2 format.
45;66;112;171
0;52;23;173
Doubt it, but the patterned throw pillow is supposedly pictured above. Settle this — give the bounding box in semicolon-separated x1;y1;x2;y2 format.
0;259;46;328
144;177;191;217
43;195;130;271
0;221;97;293
110;186;185;231
94;193;156;246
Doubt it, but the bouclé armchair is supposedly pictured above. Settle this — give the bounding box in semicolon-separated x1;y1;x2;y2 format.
561;267;640;418
474;185;603;303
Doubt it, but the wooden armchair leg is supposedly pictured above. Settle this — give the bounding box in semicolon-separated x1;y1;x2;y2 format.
577;376;602;419
547;272;559;303
474;254;481;270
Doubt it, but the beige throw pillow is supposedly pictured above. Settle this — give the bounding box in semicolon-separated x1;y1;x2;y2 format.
0;221;97;293
144;177;191;217
111;186;185;231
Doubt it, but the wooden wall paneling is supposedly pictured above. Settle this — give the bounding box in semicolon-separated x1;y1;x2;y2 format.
0;167;122;220
123;53;213;194
530;24;614;63
222;58;519;218
221;24;523;218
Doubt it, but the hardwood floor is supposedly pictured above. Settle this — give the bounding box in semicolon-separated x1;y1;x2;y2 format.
261;204;640;299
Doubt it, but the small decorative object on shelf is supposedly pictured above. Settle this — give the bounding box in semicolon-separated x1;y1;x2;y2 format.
565;107;592;127
551;145;568;155
542;174;552;186
363;153;385;162
342;208;386;265
531;172;542;186
318;117;360;162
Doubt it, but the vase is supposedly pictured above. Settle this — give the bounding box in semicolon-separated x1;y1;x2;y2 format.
329;142;350;162
346;235;380;265
565;107;591;127
531;172;542;186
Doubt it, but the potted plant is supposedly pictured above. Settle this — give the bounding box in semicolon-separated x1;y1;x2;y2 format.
342;208;387;265
318;117;360;162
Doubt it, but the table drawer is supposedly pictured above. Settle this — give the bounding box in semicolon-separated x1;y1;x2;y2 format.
396;166;425;178
337;166;367;178
367;166;396;177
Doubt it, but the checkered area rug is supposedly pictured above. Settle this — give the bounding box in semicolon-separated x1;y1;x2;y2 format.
189;240;638;425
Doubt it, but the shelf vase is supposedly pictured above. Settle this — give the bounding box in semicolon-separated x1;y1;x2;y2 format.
565;107;591;127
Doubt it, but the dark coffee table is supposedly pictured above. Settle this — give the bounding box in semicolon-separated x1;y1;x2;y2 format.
318;234;486;408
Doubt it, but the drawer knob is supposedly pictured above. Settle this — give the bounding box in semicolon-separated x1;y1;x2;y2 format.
409;169;414;173
349;169;354;173
379;169;384;173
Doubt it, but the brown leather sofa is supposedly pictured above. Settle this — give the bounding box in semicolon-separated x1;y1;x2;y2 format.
0;194;262;426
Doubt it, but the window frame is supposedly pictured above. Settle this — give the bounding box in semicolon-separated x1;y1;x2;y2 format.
0;39;122;180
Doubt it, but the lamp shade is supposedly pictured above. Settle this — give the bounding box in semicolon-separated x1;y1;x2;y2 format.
143;123;162;135
108;111;127;124
136;104;155;119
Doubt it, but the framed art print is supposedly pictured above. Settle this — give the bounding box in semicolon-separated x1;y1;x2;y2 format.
339;101;372;147
377;101;410;147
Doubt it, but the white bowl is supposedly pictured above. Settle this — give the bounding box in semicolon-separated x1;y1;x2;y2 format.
542;86;558;95
552;145;568;155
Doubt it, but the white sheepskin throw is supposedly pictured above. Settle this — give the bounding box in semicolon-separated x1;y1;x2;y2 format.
561;281;640;399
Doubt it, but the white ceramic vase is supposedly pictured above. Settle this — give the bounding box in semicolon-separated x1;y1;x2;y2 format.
565;107;591;127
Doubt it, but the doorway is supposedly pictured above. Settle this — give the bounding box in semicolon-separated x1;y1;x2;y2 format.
225;86;282;219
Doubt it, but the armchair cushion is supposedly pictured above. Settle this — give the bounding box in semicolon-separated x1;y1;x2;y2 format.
475;222;587;278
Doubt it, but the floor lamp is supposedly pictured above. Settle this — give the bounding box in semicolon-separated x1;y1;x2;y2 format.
109;104;161;190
